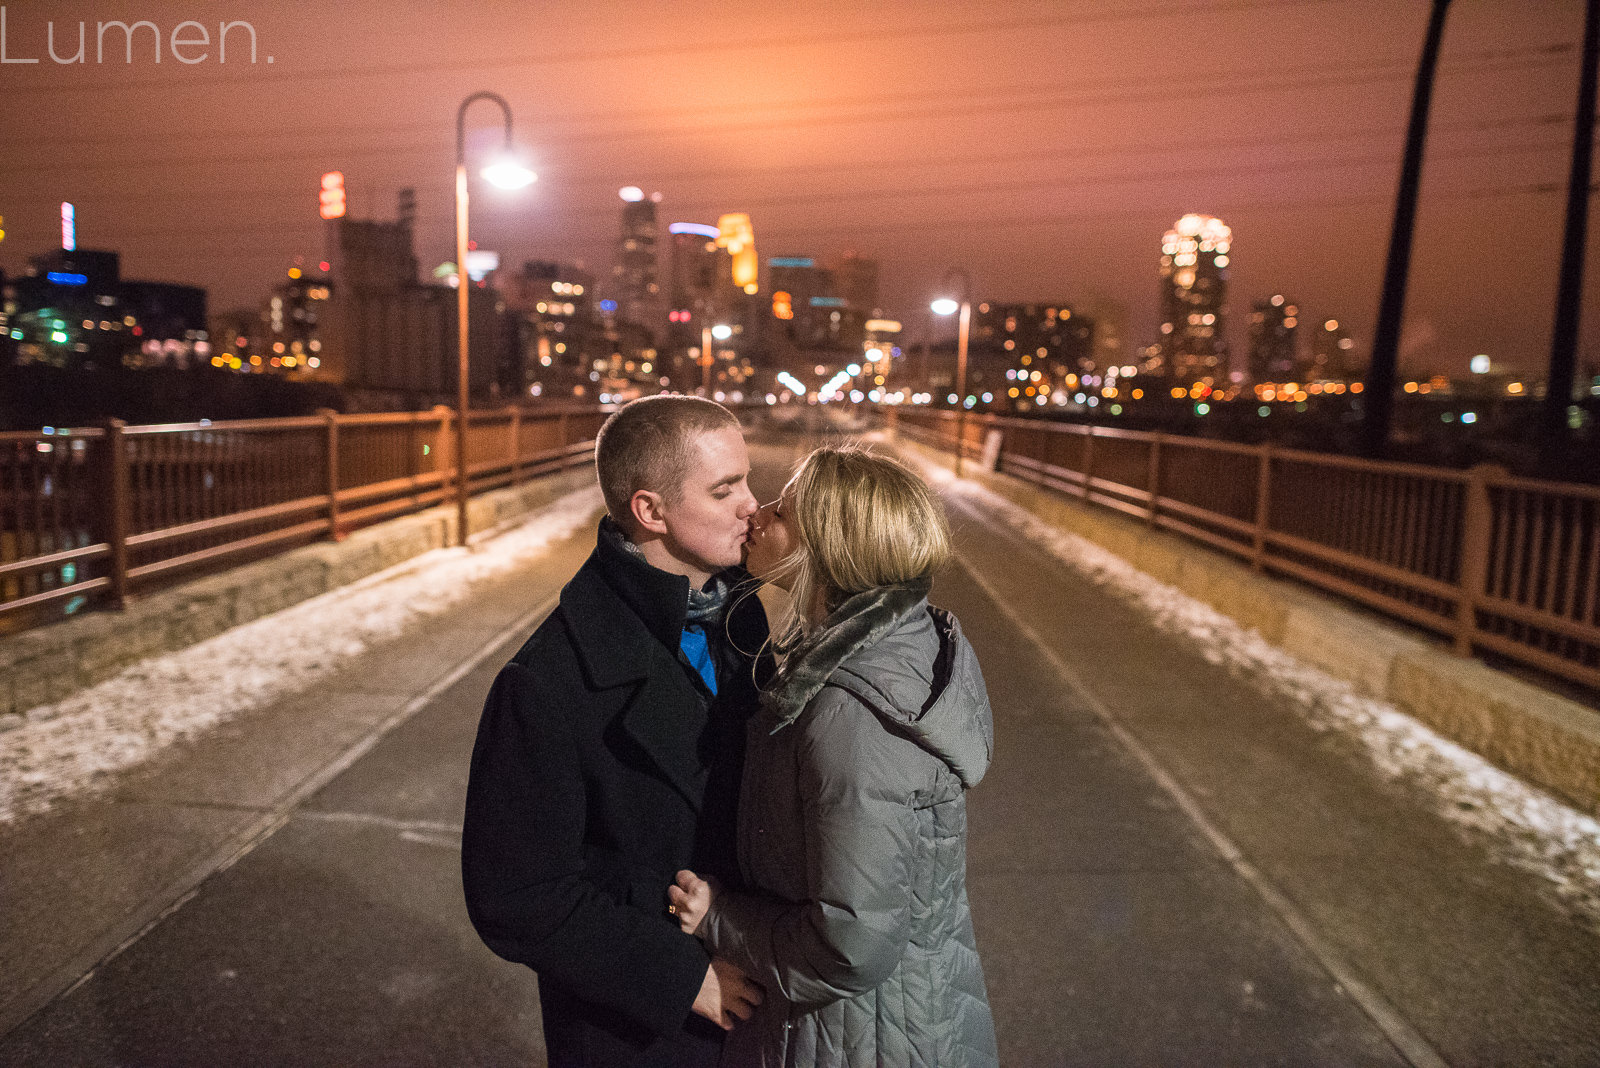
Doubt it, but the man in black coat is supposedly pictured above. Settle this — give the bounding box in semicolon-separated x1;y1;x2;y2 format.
463;396;770;1067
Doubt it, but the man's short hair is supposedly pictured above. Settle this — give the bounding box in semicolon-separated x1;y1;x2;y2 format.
595;396;740;527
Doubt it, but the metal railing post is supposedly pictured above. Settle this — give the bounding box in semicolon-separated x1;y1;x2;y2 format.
1146;433;1163;528
1080;426;1096;500
319;409;341;540
1252;444;1273;572
1455;463;1495;656
509;405;523;486
100;418;131;610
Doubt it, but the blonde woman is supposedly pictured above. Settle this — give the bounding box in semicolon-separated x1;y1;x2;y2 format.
669;446;998;1067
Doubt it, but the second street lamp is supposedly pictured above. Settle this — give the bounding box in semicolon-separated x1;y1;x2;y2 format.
454;91;535;548
931;268;973;476
701;322;732;395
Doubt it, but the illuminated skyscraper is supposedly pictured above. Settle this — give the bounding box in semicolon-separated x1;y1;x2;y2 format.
612;186;662;339
664;222;725;384
1158;213;1231;382
1248;295;1299;383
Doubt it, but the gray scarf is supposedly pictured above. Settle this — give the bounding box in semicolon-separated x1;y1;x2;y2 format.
602;520;735;626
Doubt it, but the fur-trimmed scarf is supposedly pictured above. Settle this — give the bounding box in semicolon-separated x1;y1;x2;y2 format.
762;576;933;731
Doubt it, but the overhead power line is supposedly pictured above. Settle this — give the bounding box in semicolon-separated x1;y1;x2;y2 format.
0;0;1352;95
0;49;1571;178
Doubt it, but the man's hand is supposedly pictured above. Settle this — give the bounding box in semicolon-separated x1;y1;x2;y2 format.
690;958;764;1031
668;869;716;935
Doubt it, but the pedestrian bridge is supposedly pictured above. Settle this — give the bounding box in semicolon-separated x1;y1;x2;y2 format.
0;413;1597;1065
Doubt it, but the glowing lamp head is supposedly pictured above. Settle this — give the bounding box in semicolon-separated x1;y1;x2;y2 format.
619;186;645;202
930;298;960;316
482;158;537;190
710;324;733;341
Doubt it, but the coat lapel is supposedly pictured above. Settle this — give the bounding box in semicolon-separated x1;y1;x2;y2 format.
560;530;712;810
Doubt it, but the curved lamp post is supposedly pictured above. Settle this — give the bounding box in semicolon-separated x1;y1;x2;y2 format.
455;91;535;547
931;268;973;476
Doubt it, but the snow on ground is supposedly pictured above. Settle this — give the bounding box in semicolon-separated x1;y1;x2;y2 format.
0;486;603;825
917;460;1600;930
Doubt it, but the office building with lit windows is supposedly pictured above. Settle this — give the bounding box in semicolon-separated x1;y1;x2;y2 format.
1158;213;1232;382
765;253;881;356
1247;295;1299;384
503;260;614;399
316;196;501;408
970;302;1096;411
767;256;838;351
1311;316;1361;381
3;247;207;371
612;187;662;341
664;222;725;383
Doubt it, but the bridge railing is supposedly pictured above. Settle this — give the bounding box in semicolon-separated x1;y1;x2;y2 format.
894;409;1600;693
0;405;605;633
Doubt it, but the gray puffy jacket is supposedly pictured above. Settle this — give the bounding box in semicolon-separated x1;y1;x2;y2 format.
701;580;998;1068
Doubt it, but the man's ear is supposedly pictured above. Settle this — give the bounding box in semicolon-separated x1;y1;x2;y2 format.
630;489;669;536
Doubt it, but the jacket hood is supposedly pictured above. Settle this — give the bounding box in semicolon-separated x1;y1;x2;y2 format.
762;579;993;788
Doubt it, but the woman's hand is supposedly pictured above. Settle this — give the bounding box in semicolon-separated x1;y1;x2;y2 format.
668;869;717;935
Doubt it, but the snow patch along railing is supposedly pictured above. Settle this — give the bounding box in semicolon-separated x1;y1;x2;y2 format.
892;409;1600;694
0;404;606;634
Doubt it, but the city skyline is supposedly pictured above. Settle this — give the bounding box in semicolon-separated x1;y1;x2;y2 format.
0;0;1594;378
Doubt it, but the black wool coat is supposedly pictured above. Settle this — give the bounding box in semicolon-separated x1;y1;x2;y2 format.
462;520;770;1067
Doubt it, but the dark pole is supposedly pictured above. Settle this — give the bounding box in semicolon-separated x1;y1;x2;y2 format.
1361;0;1452;459
454;91;516;548
1543;0;1600;459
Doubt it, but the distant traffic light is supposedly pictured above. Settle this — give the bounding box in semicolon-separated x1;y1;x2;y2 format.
319;172;346;220
0;214;6;243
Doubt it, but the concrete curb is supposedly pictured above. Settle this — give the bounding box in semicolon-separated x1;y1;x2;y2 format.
896;435;1600;816
0;465;596;729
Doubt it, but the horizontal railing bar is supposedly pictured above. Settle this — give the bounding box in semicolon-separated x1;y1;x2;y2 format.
1148;496;1256;537
0;428;106;442
1474;594;1600;645
124;417;326;434
337;472;448;507
124;496;329;550
1470;630;1600;691
0;542;111;580
1092;495;1155;523
1263;554;1457;633
336;488;453;529
1483;471;1600;501
1153;512;1253;557
329;411;448;427
1263;528;1463;601
127;519;330;583
0;576;112;616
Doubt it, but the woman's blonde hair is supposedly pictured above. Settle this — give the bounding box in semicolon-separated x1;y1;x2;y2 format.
768;446;951;651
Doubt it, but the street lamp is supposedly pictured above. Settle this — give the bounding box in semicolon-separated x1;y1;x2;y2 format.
931;269;973;475
701;322;732;395
455;90;535;547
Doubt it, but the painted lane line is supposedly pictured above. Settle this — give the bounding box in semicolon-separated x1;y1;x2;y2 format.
0;590;560;1040
943;507;1450;1068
